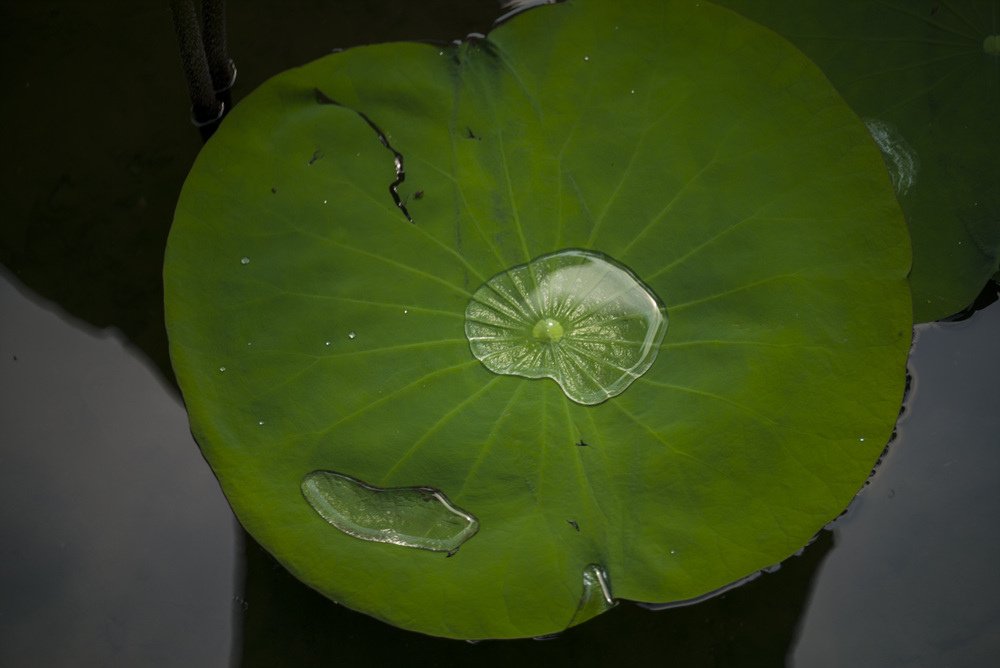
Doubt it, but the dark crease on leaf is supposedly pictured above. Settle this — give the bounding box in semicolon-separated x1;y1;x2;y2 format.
313;87;414;223
314;87;338;105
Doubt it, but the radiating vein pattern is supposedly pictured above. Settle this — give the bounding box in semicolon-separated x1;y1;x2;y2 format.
164;0;917;638
464;249;668;405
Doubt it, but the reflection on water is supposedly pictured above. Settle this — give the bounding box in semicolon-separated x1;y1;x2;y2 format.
0;268;239;667
791;298;1000;667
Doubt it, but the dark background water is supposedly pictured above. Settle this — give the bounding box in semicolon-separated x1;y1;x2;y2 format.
1;1;998;665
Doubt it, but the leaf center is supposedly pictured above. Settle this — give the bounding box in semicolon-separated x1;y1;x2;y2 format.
465;249;668;405
532;317;565;343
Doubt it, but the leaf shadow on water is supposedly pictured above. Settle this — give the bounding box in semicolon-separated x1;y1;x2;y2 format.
237;530;833;666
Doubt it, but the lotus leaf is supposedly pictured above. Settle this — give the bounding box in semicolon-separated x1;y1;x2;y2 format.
165;0;912;638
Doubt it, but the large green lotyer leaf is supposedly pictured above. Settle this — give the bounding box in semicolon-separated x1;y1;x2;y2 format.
165;0;912;639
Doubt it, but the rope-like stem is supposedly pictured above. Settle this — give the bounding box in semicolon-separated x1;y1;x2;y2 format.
202;0;236;94
170;0;222;127
171;0;238;139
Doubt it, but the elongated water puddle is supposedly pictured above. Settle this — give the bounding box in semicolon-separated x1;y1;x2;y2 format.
301;470;478;554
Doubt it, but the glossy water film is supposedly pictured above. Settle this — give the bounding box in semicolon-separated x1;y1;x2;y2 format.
569;564;617;626
301;470;479;553
864;118;919;195
465;249;667;405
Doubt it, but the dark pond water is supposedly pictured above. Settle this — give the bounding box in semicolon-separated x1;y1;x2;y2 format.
2;1;998;666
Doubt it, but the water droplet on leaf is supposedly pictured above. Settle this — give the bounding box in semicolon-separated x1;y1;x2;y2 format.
569;564;616;626
864;118;919;195
347;331;357;340
465;249;667;405
301;470;479;553
240;256;250;265
532;317;564;343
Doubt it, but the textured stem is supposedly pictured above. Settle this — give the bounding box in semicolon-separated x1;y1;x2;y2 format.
202;0;236;93
169;0;223;127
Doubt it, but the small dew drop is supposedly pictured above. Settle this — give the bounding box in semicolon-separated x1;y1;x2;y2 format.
630;89;635;94
583;55;590;61
257;420;265;426
246;341;253;347
218;366;226;372
325;341;331;347
323;199;328;204
403;309;409;315
859;437;866;442
240;256;250;265
348;331;357;340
